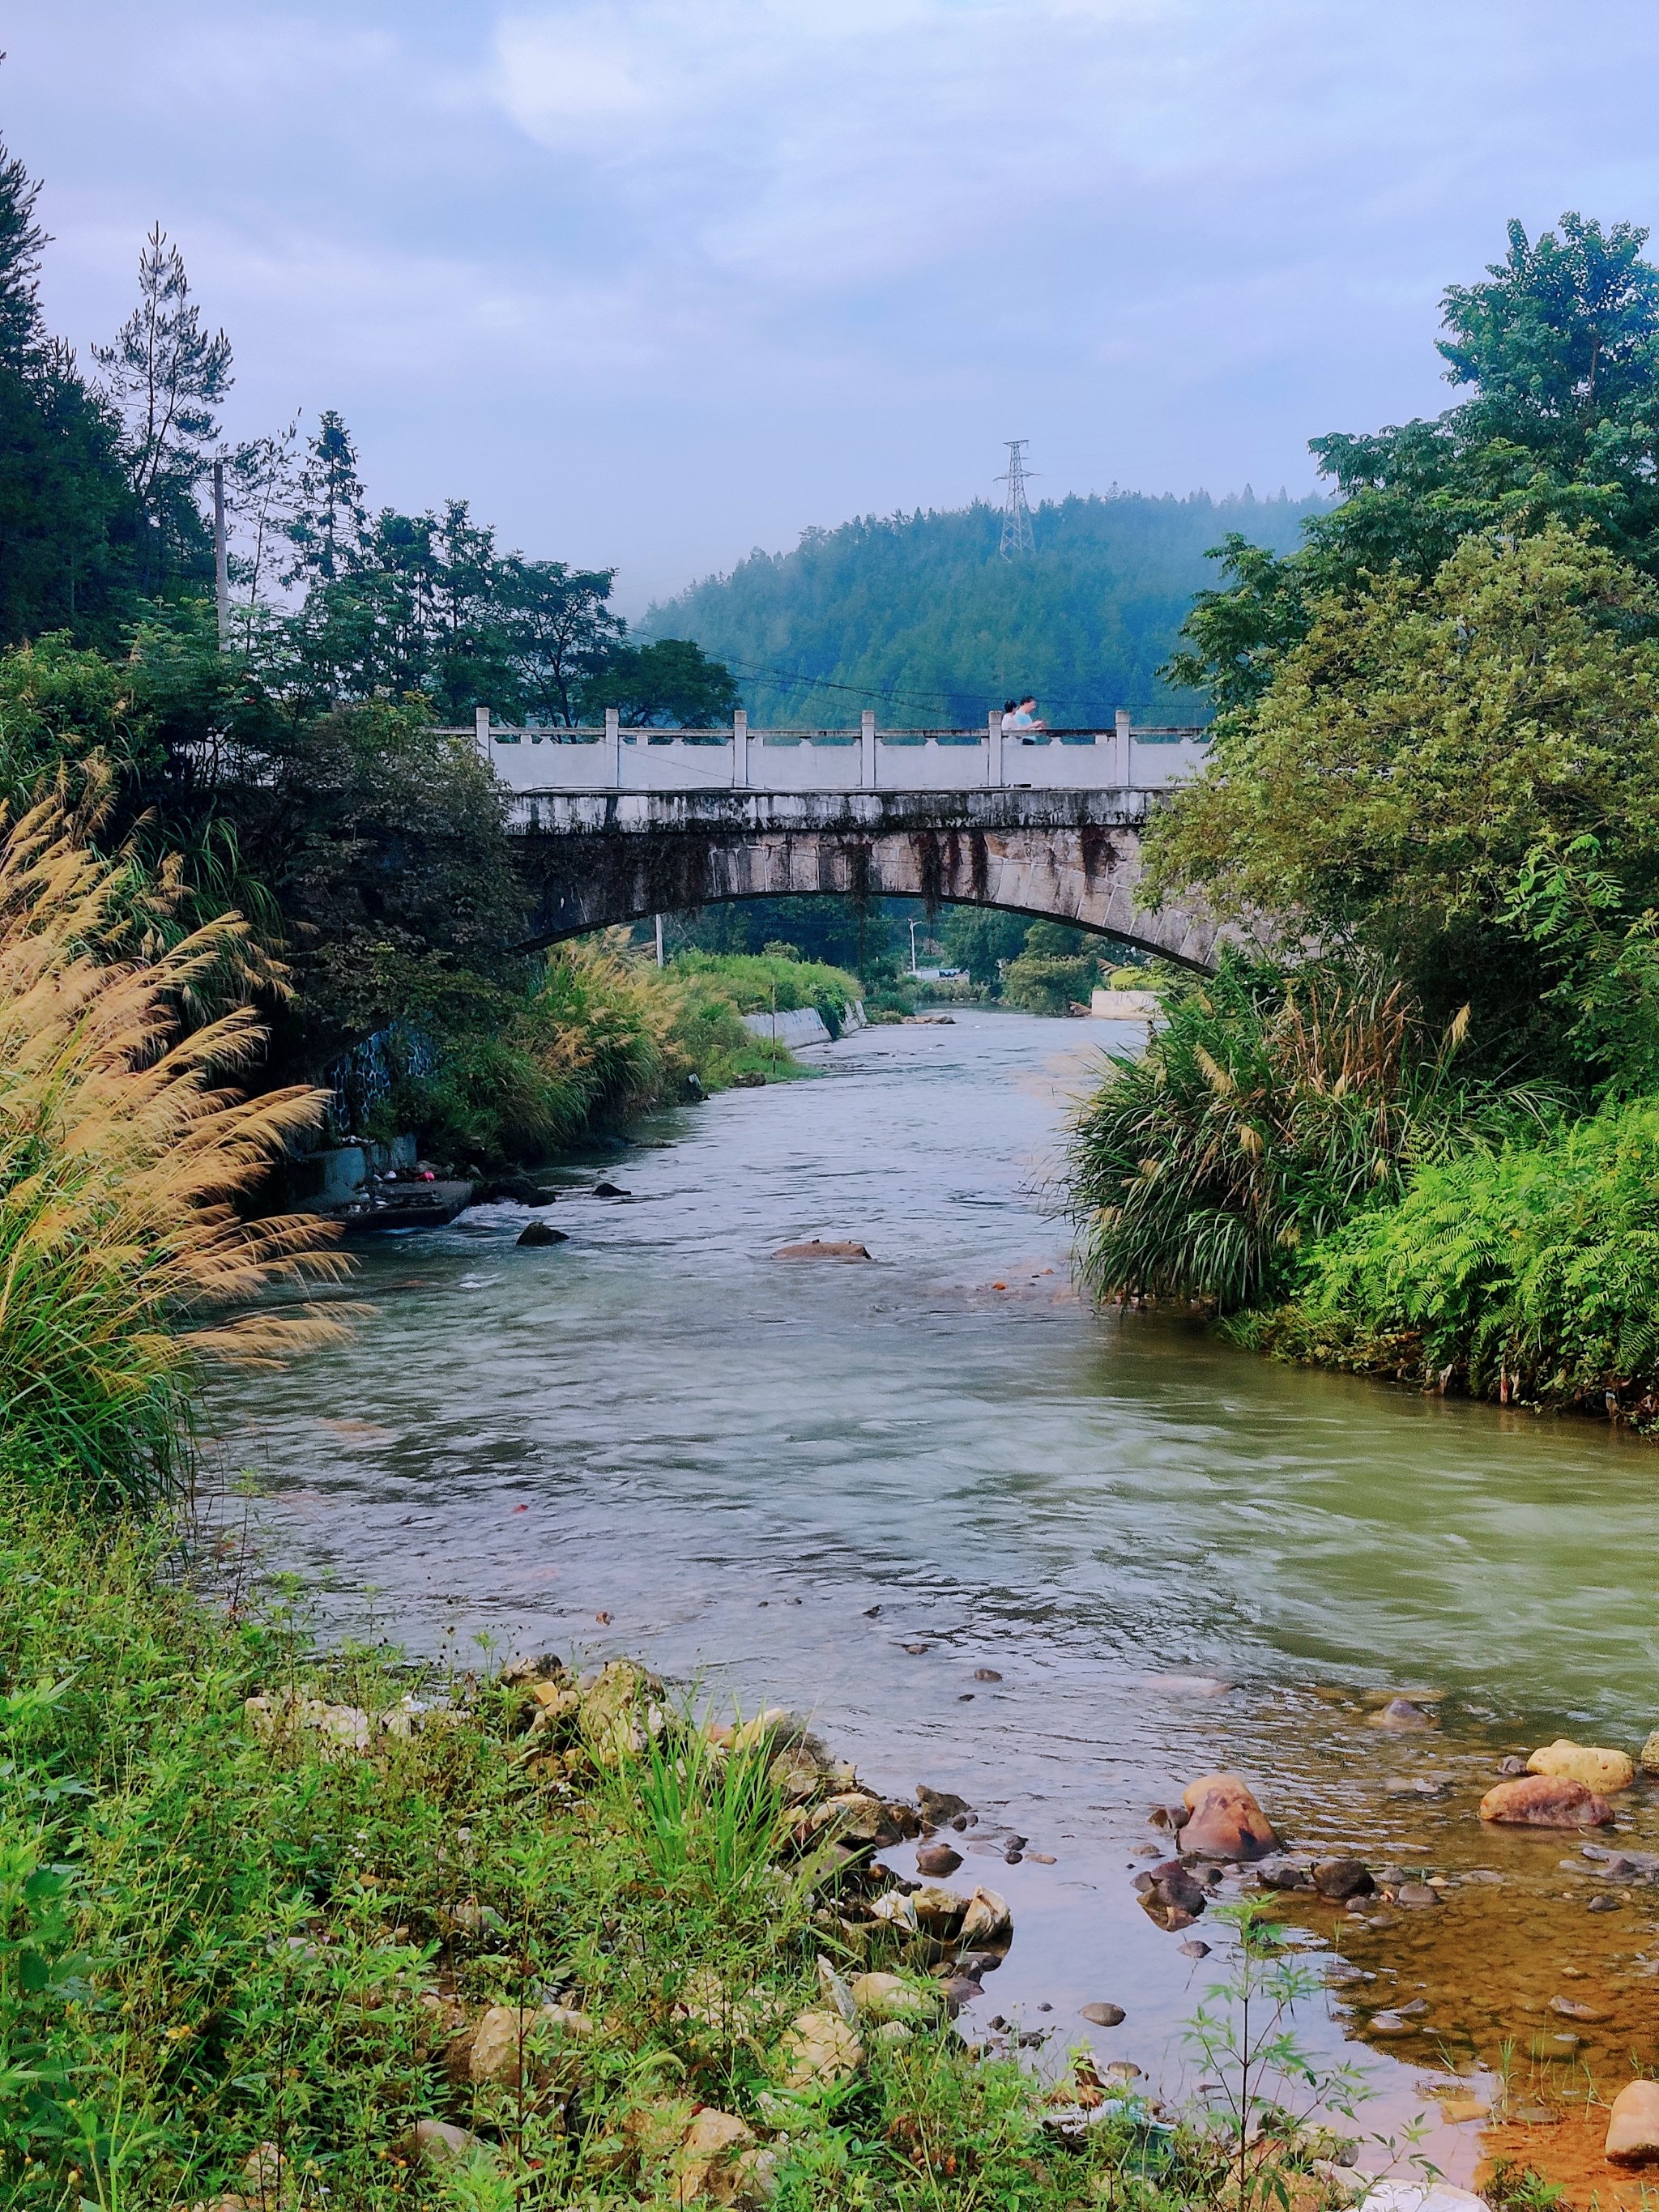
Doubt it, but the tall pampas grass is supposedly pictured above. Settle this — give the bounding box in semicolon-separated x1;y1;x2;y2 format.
0;786;353;1504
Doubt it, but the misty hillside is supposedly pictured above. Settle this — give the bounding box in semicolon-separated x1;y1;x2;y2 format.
644;489;1326;727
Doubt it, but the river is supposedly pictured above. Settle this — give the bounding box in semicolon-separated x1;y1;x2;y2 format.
220;1008;1659;2189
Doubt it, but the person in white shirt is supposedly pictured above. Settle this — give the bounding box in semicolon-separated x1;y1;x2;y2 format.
1003;694;1047;742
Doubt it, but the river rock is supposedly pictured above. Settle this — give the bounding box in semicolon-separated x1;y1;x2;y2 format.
592;1180;630;1198
1357;2187;1490;2212
851;1971;939;2021
516;1220;569;1247
772;1239;872;1261
1137;1858;1208;1926
1315;1858;1376;1901
403;2118;488;2169
778;2007;864;2090
960;1885;1013;1945
1179;1772;1281;1861
915;1843;963;1877
1396;1882;1441;1908
1479;1775;1616;1827
1606;2081;1659;2162
1641;1730;1659;1775
1256;1856;1311;1891
1078;2001;1126;2027
916;1784;972;1822
1550;1994;1611;2022
675;2107;757;2204
1370;1698;1437;1730
1527;1739;1636;1793
465;2000;595;2088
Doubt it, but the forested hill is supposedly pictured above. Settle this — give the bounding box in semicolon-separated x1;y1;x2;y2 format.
643;489;1327;727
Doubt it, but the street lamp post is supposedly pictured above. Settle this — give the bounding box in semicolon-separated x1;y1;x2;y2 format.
908;918;920;977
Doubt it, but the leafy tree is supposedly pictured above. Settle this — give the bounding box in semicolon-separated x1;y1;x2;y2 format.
939;906;1030;988
92;225;231;591
1146;522;1659;1084
1170;215;1659;711
584;637;740;727
499;558;623;725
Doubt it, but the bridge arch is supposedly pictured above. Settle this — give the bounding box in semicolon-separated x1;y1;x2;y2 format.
510;789;1230;971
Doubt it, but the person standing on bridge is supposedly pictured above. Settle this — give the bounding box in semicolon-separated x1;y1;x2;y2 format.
1003;694;1047;742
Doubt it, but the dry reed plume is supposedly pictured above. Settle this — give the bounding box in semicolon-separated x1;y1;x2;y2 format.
0;785;354;1501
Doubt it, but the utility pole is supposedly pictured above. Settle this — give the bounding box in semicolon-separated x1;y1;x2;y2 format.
996;438;1036;559
212;457;231;648
655;914;665;968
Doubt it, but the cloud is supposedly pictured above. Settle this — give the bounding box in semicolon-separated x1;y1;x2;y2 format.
8;0;1659;601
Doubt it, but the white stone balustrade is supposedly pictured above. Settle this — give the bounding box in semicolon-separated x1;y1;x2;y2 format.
455;705;1210;796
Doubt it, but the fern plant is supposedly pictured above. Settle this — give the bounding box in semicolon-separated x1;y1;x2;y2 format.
1255;1096;1659;1419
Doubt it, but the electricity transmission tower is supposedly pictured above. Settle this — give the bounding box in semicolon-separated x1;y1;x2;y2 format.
996;437;1036;558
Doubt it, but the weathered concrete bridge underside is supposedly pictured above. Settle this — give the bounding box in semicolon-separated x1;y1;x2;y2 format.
510;787;1233;969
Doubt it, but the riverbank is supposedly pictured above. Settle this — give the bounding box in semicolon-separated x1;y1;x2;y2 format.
4;1463;1321;2210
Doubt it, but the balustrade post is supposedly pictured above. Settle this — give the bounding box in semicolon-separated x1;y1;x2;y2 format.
1115;708;1132;787
860;710;876;790
474;705;491;762
603;706;621;789
731;710;749;790
987;709;1004;788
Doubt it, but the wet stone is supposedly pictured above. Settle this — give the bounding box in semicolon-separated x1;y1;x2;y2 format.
915;1844;963;1877
1078;2002;1126;2027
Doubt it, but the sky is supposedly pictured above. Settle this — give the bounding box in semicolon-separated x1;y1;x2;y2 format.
10;1;1659;610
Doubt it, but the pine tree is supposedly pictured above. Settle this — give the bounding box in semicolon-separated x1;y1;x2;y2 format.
0;134;46;367
286;409;368;585
0;131;134;641
92;224;232;587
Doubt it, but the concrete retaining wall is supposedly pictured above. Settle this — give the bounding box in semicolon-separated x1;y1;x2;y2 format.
741;1000;867;1050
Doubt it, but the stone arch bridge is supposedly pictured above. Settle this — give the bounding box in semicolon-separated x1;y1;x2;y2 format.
511;788;1227;968
471;712;1232;969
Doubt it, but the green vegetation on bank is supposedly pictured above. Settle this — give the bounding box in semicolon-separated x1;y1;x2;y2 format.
0;1469;1372;2211
668;949;862;1035
1068;213;1659;1430
346;944;851;1170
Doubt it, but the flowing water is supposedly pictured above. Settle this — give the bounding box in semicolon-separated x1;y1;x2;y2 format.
220;1008;1659;2186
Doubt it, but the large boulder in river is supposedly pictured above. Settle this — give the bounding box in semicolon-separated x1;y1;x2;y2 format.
1526;1739;1635;1793
1478;1774;1615;1827
1180;1772;1281;1861
1606;2080;1659;2163
773;1238;872;1261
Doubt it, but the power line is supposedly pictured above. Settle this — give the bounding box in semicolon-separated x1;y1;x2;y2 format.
714;649;1195;722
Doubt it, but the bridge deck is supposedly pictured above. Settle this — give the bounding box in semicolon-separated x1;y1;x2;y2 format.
454;711;1209;797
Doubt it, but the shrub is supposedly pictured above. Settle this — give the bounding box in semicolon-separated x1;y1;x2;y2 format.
669;948;860;1034
0;788;348;1502
1068;957;1553;1313
1252;1095;1659;1418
